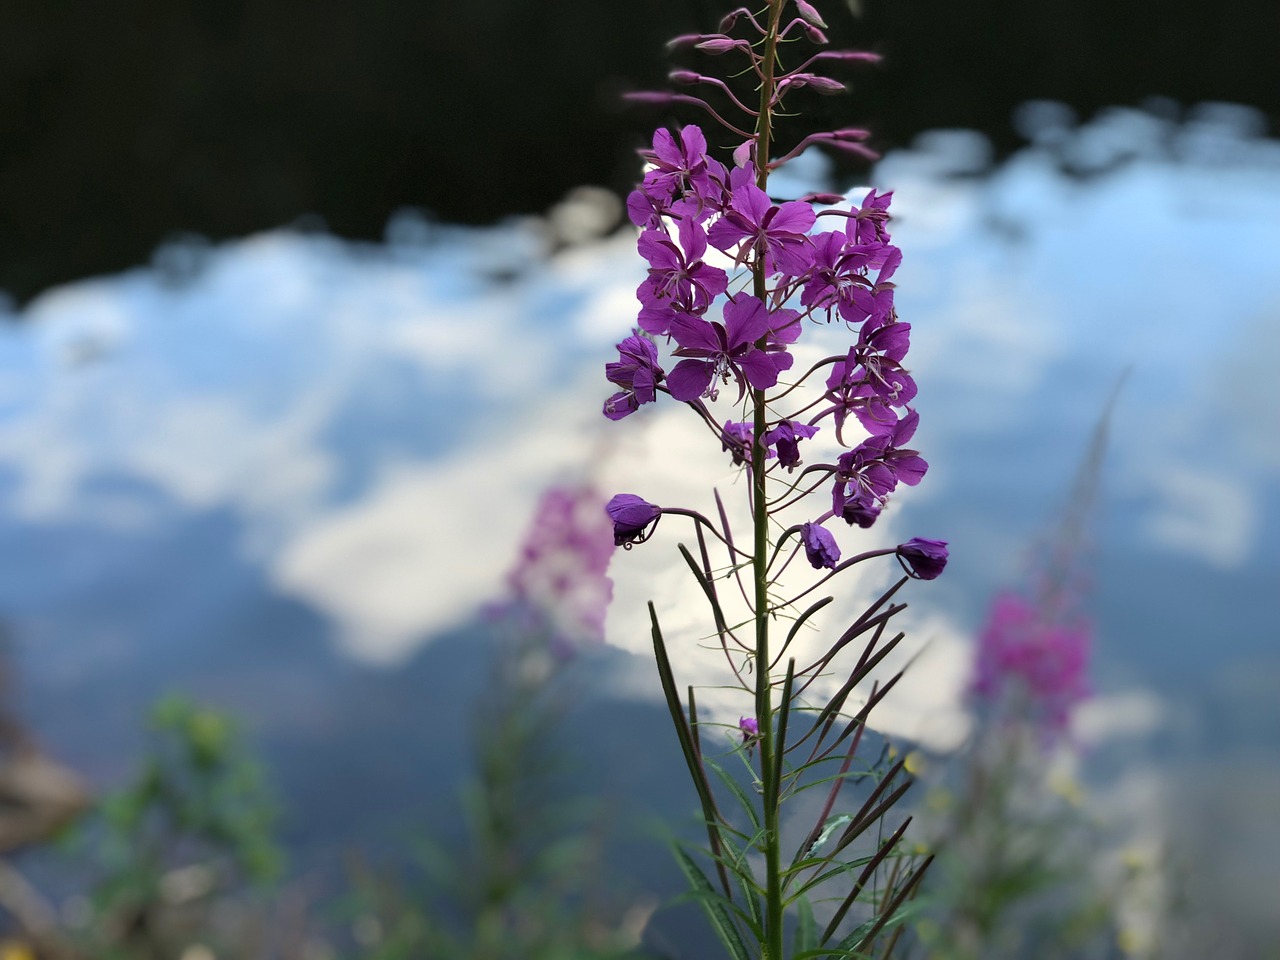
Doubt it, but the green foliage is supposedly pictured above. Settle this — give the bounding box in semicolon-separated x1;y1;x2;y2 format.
651;596;930;960
62;694;283;959
340;634;649;960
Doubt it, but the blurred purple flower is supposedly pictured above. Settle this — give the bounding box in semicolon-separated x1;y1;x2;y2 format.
501;485;617;655
971;591;1091;736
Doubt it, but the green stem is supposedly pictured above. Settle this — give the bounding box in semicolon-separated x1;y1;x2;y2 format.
754;3;785;957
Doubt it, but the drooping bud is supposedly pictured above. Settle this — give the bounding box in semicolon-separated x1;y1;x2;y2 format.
897;538;950;580
802;521;841;570
605;494;662;547
803;24;829;44
669;69;702;85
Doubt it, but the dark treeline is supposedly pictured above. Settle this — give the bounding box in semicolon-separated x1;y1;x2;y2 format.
2;0;1276;302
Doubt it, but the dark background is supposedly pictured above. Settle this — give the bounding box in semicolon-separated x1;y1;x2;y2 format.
3;0;1277;303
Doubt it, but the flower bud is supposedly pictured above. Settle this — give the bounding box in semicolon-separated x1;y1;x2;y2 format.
800;191;847;205
777;74;847;99
802;522;841;570
897;538;949;579
803;24;829;44
669;69;702;85
606;494;662;547
695;36;745;55
795;0;828;29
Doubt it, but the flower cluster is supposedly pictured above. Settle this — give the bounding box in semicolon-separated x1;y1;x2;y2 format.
602;116;939;565
599;9;941;563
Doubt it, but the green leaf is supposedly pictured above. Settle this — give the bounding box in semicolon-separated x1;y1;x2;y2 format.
833;897;930;955
806;814;854;858
707;759;761;832
792;895;818;956
674;846;753;960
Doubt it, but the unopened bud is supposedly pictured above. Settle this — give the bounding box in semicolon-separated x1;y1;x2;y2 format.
695;36;744;55
733;138;755;168
803;24;829;44
822;50;883;64
800;192;847;205
779;74;847;95
795;0;829;28
827;140;879;160
623;91;682;106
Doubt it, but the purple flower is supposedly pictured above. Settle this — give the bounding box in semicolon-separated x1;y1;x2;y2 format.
840;245;901;327
604;332;665;421
667;295;798;402
636;218;729;334
830;414;926;526
800;229;880;323
628;125;728;228
838;490;881;529
802;521;841;570
970;591;1090;736
640;124;721;199
721;420;764;466
897;538;949;579
707;166;816;277
818;329;916;443
739;716;760;741
851;189;894;245
764;420;818;470
605;494;662;547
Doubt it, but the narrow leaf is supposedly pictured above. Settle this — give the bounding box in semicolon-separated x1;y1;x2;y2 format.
674;845;753;960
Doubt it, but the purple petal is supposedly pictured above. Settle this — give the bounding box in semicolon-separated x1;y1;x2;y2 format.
667;358;713;401
722;295;772;348
769;200;817;235
738;348;793;390
668;312;722;352
892;451;928;486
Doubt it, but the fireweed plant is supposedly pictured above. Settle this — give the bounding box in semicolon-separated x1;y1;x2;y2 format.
601;2;948;958
915;383;1126;960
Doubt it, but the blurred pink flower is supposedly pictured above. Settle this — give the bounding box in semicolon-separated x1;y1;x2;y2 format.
970;591;1090;737
502;484;616;656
